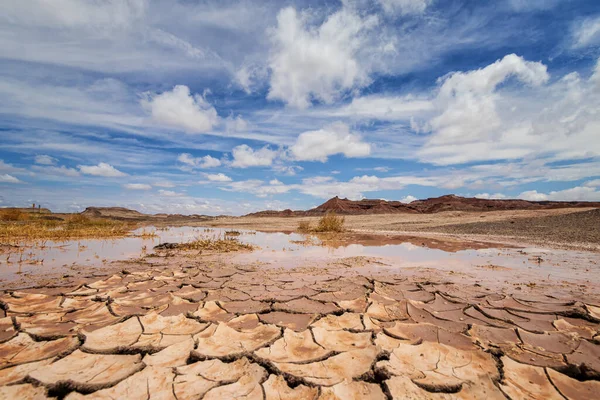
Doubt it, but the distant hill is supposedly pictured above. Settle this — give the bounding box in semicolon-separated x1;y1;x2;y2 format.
245;195;600;217
81;207;213;221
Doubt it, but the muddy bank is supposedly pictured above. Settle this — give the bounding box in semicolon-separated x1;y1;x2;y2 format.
206;208;600;252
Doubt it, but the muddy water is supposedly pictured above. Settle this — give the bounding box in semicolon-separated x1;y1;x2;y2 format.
1;226;599;287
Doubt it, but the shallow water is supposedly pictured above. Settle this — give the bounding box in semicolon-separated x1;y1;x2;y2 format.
1;226;599;285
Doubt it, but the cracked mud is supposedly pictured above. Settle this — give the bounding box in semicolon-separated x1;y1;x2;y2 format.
0;254;599;399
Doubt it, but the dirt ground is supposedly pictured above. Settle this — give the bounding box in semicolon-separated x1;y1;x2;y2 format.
206;207;600;252
0;251;599;399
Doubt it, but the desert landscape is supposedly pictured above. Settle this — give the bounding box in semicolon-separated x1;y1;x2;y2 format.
2;1;600;398
1;196;599;399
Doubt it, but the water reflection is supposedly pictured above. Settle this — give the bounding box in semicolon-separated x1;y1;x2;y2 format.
0;226;598;284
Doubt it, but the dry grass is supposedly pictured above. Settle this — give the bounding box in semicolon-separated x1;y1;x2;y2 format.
0;209;27;222
0;213;134;242
314;213;345;233
297;220;312;232
224;230;241;236
154;237;253;252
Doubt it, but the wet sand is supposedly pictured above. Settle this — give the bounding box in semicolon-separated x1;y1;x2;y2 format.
0;227;599;399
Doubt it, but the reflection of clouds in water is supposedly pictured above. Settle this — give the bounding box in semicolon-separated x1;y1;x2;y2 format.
2;226;597;286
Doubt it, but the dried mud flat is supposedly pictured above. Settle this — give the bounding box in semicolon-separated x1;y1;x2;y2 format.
1;255;599;400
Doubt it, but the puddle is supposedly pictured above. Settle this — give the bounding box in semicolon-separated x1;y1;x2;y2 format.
1;226;599;286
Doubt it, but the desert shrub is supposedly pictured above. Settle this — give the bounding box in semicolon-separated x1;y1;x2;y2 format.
0;209;26;221
297;220;312;232
314;212;345;232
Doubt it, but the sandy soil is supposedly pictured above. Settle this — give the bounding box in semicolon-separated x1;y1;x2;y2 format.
204;207;600;252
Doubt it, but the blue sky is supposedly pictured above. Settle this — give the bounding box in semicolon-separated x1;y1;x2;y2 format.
1;0;600;215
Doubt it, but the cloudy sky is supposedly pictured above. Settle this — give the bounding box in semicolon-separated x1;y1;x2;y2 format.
1;0;600;215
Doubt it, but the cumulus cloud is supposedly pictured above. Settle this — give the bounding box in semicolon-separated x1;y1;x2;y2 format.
177;153;222;169
418;54;553;165
572;16;600;48
290;122;371;162
123;183;152;190
203;173;232;182
230;145;277;168
519;186;600;202
141;85;218;133
34;155;56;165
79;162;126;177
377;0;432;16
267;7;377;109
0;174;21;183
400;195;417;203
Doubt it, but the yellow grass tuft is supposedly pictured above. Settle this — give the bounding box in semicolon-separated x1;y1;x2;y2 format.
154;237;253;253
0;209;27;222
0;214;134;242
297;220;312;232
314;212;345;233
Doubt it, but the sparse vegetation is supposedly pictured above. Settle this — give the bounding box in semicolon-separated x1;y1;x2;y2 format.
154;237;253;253
0;209;27;222
225;230;241;236
296;214;345;233
297;220;312;232
0;212;134;242
314;212;345;233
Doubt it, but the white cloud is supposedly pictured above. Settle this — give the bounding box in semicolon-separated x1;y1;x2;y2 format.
377;0;432;16
123;183;152;190
418;54;560;165
79;162;126;177
141;85;218;133
203;173;232;182
225;115;249;133
572;16;600;48
584;179;600;188
400;195;417;203
158;189;184;197
153;181;175;188
269;179;283;185
230;145;277;168
33;165;80;177
34;155;56;165
0;174;21;183
519;186;600;202
319;94;433;121
222;179;291;198
474;193;507;200
272;164;303;176
177;153;222;169
267;6;377;109
374;166;391;172
290;122;371;162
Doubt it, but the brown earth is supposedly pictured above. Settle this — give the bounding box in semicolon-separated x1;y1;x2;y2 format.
0;251;598;399
246;194;600;217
